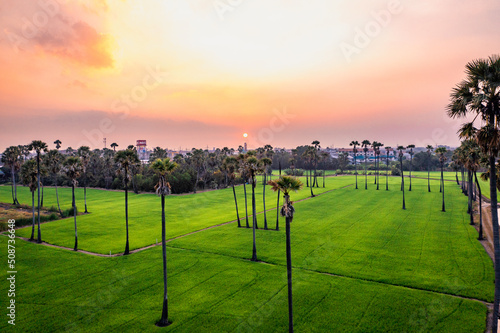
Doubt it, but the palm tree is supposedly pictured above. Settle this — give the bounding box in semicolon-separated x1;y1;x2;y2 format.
20;159;38;241
397;146;406;210
350;141;360;189
435;147;447;212
237;154;250;228
260;157;273;230
1;146;22;205
385;146;391;190
150;158;178;327
371;141;379;185
362;140;371;189
311;140;320;187
374;142;384;189
268;176;303;333
426;145;434;192
54;139;62;150
45;150;64;216
115;149;140;255
62;156;83;251
276;161;282;230
241;152;266;261
448;59;500;330
303;146;316;197
223;156;241;227
28;140;48;243
111;143;118;152
78;146;91;213
407;144;415;191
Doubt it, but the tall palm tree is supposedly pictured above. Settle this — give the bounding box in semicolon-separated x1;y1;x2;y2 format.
311;140;320;187
350;141;360;189
238;153;250;228
1;146;22;205
20;159;38;241
45;150;64;216
151;158;178;327
28;140;48;243
111;143;118;152
115;149;140;255
375;142;384;189
448;59;500;331
397;146;406;210
371;141;379;185
426;145;434;192
241;152;266;261
78;146;91;213
303;146;316;197
54;139;62;150
385;146;391;190
62;156;83;251
276;161;282;230
260;157;273;230
361;140;371;189
268;176;303;333
407;144;415;191
223;156;241;227
435;147;447;212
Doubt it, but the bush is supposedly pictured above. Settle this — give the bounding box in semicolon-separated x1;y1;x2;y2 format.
391;167;401;176
284;169;304;176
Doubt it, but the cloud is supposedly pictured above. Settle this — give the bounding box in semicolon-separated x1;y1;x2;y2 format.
1;0;114;68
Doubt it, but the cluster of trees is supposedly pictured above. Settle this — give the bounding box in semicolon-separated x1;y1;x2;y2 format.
447;54;500;333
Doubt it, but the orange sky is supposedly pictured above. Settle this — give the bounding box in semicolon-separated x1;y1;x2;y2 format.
0;0;499;151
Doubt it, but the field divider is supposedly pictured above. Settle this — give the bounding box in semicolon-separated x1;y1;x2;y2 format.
2;183;354;257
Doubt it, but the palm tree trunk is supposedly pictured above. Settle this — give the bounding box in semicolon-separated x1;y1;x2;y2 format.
365;154;368;190
125;170;130;255
409;156;412;191
11;168;19;205
84;174;88;213
41;182;44;208
243;182;250;228
374;156;377;185
159;194;170;326
36;153;42;243
263;174;268;229
354;156;358;189
276;190;280;231
285;212;294;333
428;158;431;192
386;156;389;191
455;170;459;185
441;165;445;212
468;171;473;221
251;179;258;261
73;184;78;251
401;158;405;210
232;185;241;227
55;174;63;217
489;156;500;333
309;168;314;197
30;191;35;240
474;172;483;240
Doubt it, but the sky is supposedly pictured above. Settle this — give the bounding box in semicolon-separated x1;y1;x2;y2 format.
0;0;499;152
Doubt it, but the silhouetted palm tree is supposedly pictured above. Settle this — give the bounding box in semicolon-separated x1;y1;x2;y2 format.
223;156;241;227
2;146;22;205
115;149;140;255
362;140;371;189
260;157;273;229
20;159;38;241
111;143;118;152
435;147;447;212
268;175;303;333
385;146;391;190
62;156;83;251
28;140;48;243
54;139;62;150
350;141;360;189
78;146;91;213
426;145;433;192
397;146;406;209
151;157;178;327
407;144;415;191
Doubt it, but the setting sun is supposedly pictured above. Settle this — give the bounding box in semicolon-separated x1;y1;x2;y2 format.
243;133;248;138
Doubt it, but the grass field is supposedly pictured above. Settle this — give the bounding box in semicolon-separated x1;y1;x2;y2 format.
1;176;352;254
0;176;493;332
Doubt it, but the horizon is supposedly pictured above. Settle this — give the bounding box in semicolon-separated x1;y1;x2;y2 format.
1;0;499;152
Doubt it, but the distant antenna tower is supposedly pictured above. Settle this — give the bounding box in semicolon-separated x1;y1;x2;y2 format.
103;138;107;149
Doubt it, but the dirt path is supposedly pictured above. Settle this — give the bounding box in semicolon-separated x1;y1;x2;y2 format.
5;183;354;257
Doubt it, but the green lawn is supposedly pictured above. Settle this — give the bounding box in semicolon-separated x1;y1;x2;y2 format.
1;176;353;254
0;235;488;332
0;175;493;332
